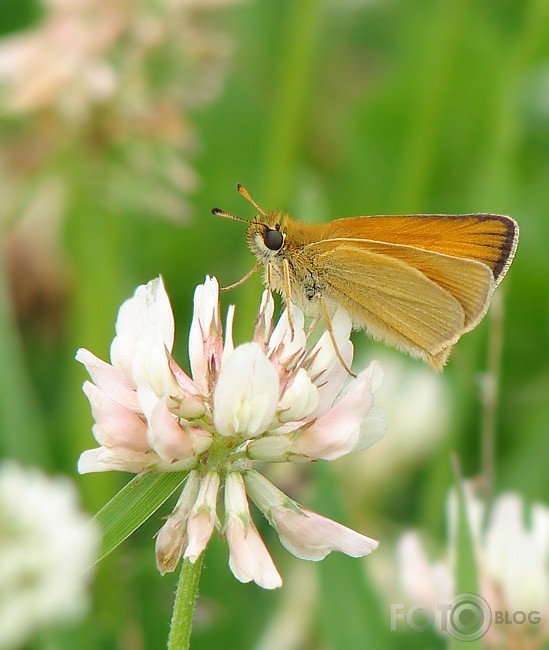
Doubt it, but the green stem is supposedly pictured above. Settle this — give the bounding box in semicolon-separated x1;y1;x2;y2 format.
167;555;204;650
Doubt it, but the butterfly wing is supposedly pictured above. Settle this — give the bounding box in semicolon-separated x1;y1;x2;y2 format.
316;214;518;286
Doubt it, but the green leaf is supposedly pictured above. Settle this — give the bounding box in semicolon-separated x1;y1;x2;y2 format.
92;471;187;563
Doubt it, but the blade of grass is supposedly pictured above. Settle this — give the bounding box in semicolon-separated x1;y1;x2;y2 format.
450;458;483;650
91;471;187;563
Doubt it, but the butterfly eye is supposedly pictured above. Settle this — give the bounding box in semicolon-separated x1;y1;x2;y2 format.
263;227;284;251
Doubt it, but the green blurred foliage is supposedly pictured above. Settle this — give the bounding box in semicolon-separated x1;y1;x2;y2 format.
1;0;548;648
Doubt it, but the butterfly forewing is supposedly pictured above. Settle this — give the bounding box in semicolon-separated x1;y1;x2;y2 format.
314;214;518;286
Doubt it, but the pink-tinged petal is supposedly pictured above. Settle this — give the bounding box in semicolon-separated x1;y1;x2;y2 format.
188;277;222;393
244;470;378;560
77;447;156;474
76;348;140;411
138;386;195;461
272;506;378;561
184;471;220;563
83;381;149;451
184;511;216;563
226;518;282;589
291;366;377;460
213;343;279;438
168;357;205;419
224;472;282;589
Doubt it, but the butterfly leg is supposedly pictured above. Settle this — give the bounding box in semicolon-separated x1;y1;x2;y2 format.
320;297;356;378
282;258;295;340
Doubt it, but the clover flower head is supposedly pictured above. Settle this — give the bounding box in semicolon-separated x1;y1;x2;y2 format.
0;462;99;649
397;484;549;646
78;276;385;588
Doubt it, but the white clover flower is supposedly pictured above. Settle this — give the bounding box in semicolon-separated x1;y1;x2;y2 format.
78;276;385;588
0;462;99;650
397;484;549;646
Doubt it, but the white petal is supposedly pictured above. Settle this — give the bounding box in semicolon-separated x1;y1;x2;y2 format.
213;343;279;438
222;304;236;366
485;495;549;612
354;406;386;451
397;531;453;606
253;291;275;345
109;277;174;386
188;277;221;392
308;341;354;418
278;368;319;422
77;447;155;474
243;470;287;513
268;304;306;364
132;328;179;397
139;277;174;353
109;295;144;385
247;434;293;462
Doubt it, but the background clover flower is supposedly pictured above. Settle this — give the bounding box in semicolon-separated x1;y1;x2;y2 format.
78;276;385;588
397;484;549;646
0;462;99;650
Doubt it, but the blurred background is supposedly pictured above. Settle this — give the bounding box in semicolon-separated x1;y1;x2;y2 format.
1;0;548;648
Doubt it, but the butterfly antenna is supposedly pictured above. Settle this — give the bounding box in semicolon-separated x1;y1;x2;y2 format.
237;183;267;217
211;207;249;224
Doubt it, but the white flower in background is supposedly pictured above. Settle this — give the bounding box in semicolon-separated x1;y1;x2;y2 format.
0;462;99;650
77;276;385;588
397;484;549;647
